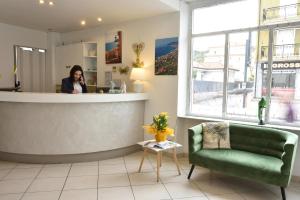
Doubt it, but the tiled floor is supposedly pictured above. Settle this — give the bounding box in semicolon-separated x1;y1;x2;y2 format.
0;151;299;200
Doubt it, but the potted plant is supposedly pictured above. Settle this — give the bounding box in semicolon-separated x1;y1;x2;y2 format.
143;112;174;142
258;97;267;125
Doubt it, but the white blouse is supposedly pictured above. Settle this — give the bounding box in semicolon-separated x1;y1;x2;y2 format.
73;82;82;93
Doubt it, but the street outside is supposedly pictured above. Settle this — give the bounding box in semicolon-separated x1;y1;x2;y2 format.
191;91;300;126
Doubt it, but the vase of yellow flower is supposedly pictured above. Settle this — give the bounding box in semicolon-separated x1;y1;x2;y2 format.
143;112;174;142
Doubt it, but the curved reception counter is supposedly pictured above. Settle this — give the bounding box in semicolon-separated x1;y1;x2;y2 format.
0;92;149;163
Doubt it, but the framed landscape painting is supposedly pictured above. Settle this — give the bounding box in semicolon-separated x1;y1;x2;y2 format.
155;37;178;75
105;31;122;64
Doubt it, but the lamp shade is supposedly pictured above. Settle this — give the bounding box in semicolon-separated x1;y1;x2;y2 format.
130;67;145;81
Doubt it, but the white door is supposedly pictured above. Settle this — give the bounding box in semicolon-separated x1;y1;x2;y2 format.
17;47;46;92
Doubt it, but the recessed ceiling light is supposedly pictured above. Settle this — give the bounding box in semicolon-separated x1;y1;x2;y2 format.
49;1;54;6
97;17;102;22
81;20;86;26
39;0;45;4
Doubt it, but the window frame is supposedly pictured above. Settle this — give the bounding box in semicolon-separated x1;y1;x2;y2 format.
187;2;300;127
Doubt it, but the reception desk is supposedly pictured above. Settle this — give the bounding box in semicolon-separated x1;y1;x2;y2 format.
0;92;149;163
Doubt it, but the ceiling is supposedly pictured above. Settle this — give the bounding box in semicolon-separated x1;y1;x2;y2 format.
0;0;179;33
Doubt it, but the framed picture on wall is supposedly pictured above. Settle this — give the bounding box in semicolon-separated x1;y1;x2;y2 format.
105;31;122;64
155;37;178;75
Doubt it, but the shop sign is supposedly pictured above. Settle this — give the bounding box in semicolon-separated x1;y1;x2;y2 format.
262;61;300;70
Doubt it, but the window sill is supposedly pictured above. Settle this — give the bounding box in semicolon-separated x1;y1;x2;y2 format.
178;114;300;132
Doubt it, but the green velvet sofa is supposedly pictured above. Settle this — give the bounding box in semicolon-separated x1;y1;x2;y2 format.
187;123;298;200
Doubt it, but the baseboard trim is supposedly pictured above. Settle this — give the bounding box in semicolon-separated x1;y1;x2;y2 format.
0;145;141;164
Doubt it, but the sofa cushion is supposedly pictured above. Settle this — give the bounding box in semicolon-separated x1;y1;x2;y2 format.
203;122;231;149
192;149;283;176
230;124;285;159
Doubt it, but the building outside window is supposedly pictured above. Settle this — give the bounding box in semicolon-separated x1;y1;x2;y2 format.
189;0;300;126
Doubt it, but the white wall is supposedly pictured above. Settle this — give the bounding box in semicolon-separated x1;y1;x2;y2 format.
0;23;47;88
60;12;180;136
46;32;61;92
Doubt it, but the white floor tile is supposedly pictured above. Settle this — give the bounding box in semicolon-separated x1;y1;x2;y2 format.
38;166;70;178
284;188;300;200
98;173;130;188
15;163;43;169
154;160;181;172
69;165;98;177
126;164;155;173
44;164;71;168
4;168;40;180
28;177;65;192
0;170;10;180
22;191;60;200
72;161;98;166
132;184;171;200
126;162;154;173
60;189;97;200
160;171;188;183
206;193;245;200
0;179;32;194
0;162;16;170
64;176;97;190
164;182;205;199
129;172;160;186
99;157;124;165
173;197;208;200
99;164;126;175
0;193;23;200
218;176;266;193
240;189;281;200
98;186;134;200
0;153;299;200
194;179;236;195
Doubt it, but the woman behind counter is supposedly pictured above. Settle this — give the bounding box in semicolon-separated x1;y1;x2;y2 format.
61;65;88;94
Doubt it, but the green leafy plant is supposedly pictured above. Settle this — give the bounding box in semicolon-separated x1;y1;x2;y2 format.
258;97;267;125
118;66;129;74
152;112;168;132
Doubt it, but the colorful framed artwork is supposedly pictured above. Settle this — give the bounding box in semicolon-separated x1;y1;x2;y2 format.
105;31;122;64
155;37;178;75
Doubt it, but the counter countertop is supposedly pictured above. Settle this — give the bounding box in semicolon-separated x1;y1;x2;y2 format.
0;92;149;103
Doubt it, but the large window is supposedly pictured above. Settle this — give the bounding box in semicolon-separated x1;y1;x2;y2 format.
189;0;300;126
191;35;225;117
193;0;258;34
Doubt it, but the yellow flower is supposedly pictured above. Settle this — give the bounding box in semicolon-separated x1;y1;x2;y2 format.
143;125;157;135
143;112;174;139
159;112;168;117
164;127;174;136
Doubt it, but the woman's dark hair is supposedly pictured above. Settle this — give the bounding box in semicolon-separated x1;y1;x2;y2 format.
69;65;84;82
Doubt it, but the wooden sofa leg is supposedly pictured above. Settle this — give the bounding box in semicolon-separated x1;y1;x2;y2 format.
281;187;286;200
187;164;195;179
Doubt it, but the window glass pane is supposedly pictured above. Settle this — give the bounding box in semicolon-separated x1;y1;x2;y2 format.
190;35;225;117
269;27;300;125
226;31;260;120
193;0;259;34
223;30;270;121
261;0;299;25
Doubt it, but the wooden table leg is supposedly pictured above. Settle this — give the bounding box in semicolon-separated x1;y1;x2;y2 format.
173;148;181;175
160;151;162;167
138;148;147;172
157;151;160;182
